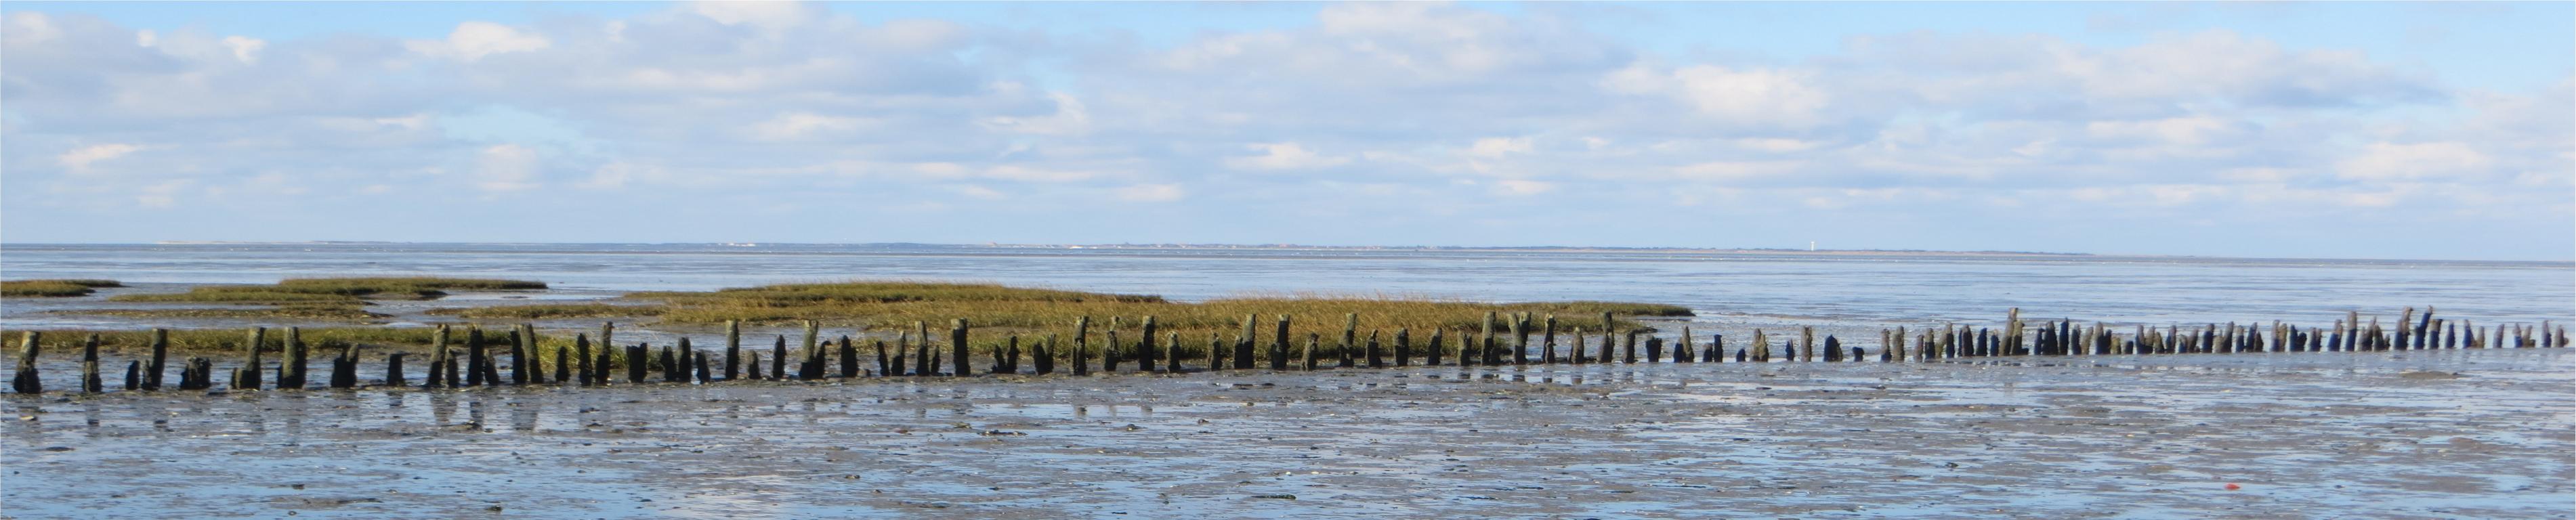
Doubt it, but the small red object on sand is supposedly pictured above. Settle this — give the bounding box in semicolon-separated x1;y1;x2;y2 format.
2224;483;2241;490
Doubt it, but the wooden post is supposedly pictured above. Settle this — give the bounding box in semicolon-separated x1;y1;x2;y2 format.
943;318;966;376
770;334;787;379
552;341;569;383
1822;336;1842;362
144;328;167;391
123;360;139;391
236;327;265;391
1512;313;1530;365
661;345;681;383
463;326;486;387
1139;316;1160;373
1074;317;1093;376
1427;329;1445;366
1395;328;1412;367
1597;326;1616;366
874;339;893;376
628;341;649;384
1165;331;1182;373
1480;311;1500;366
1271;315;1292;370
840;335;860;378
1366;330;1385;368
910;322;931;376
1236;314;1259;370
386;352;406;387
1301;332;1319;371
80;334;101;393
331;336;359;389
574;333;594;385
1335;313;1359;369
801;320;822;380
724;320;742;381
1645;337;1664;364
1204;332;1222;372
1751;329;1770;362
747;351;763;380
695;351;712;383
508;327;529;385
1569;328;1586;364
427;325;449;389
1676;327;1695;363
1800;326;1816;363
1542;316;1559;364
1621;330;1639;364
1036;334;1057;375
1105;318;1124;373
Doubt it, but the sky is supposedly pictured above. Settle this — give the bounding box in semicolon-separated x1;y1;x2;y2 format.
2;1;2570;261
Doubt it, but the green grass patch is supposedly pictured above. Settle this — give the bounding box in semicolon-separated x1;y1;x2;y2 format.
2;279;120;297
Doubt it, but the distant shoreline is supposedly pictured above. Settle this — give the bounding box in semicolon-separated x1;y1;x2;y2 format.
0;242;2563;265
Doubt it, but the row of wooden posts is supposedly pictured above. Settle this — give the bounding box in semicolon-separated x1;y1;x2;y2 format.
8;307;2567;394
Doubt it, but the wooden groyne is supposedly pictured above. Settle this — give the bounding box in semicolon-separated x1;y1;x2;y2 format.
7;307;2568;394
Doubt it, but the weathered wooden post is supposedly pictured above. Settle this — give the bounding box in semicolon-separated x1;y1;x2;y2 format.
1512;313;1530;366
1337;313;1359;369
1366;330;1385;368
1597;327;1617;366
1105;326;1124;374
874;339;893;376
574;333;595;385
1751;329;1771;362
385;352;406;387
277;327;308;389
330;337;359;389
144;328;168;391
1236;314;1259;370
123;360;138;391
1801;326;1817;363
1569;328;1587;364
949;319;970;376
914;322;935;376
694;351;712;383
801;320;823;381
770;334;787;379
1074;317;1093;376
840;336;860;378
1480;311;1500;366
80;334;102;393
661;344;682;383
463;326;487;387
427;325;449;389
1676;327;1695;363
185;358;215;390
1204;332;1222;372
1542;316;1559;364
1621;330;1639;364
507;327;529;385
551;337;570;383
1394;328;1412;367
1036;334;1057;375
1712;333;1728;363
1822;336;1842;362
1645;337;1664;364
1271;315;1292;370
1139;316;1160;373
628;341;650;384
1302;332;1319;371
723;320;742;381
1427;328;1446;366
746;351;763;380
235;327;265;391
1165;331;1182;373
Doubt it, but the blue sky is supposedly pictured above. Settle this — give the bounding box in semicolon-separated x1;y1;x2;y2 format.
3;1;2569;260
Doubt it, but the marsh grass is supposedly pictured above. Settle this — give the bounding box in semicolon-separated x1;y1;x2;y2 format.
633;282;1693;352
1;279;123;297
106;276;547;303
429;303;667;319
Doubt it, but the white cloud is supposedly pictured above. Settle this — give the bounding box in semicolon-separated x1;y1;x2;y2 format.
1225;142;1351;170
219;35;264;64
1607;63;1830;125
1114;183;1185;202
1468;137;1533;158
979;92;1091;136
473;144;542;192
751;112;866;141
2337;142;2493;181
58;144;140;171
1494;179;1555;196
409;21;549;62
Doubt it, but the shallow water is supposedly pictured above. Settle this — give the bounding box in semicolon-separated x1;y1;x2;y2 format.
6;349;2569;519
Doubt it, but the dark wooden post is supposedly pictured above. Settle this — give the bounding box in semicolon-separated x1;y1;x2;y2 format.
574;333;595;385
1036;334;1057;375
840;335;860;378
770;334;787;379
1427;328;1445;366
724;320;742;381
1271;315;1292;370
1338;313;1359;369
385;353;406;387
1395;328;1412;367
80;334;102;393
1645;337;1664;364
1751;329;1770;362
1542;316;1559;364
950;319;971;376
1205;332;1223;372
1235;314;1259;370
235;327;265;391
1480;311;1500;366
1073;317;1092;376
1301;332;1319;370
144;328;168;391
1569;328;1587;364
508;327;529;385
1139;316;1159;373
1366;330;1385;368
1676;327;1695;363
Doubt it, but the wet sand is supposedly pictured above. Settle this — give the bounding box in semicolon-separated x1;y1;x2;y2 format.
5;349;2570;519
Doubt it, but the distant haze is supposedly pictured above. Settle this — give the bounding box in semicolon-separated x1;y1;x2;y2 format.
1;2;2569;261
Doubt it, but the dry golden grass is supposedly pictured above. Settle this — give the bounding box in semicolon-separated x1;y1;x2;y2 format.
107;276;546;303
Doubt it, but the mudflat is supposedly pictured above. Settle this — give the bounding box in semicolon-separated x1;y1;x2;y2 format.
5;349;2568;519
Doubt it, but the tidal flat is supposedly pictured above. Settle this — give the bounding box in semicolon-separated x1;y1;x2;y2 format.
5;349;2567;519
